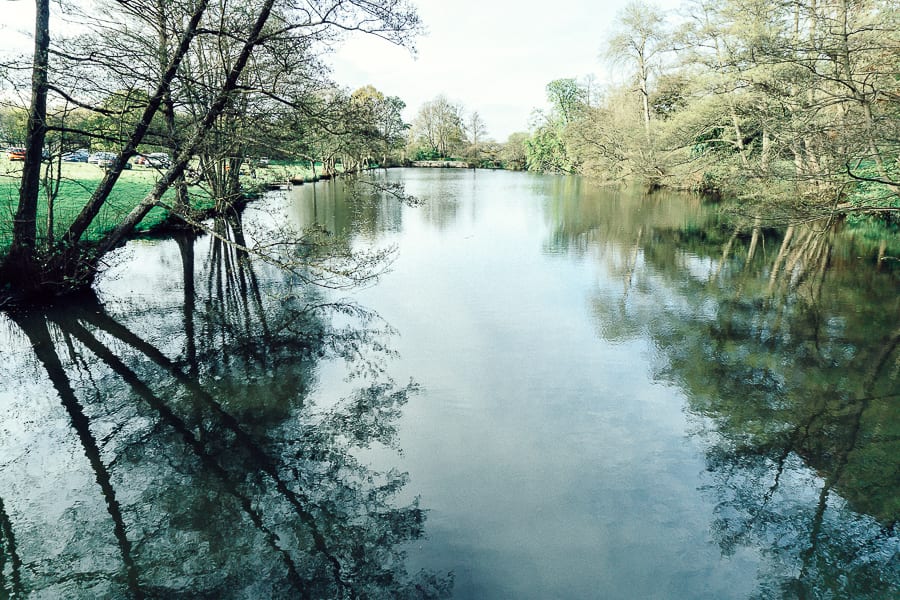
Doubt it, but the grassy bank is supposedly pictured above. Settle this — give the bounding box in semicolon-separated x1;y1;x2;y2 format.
0;159;322;253
1;161;194;250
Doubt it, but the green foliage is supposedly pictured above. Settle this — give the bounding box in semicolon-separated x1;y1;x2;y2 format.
544;0;900;217
650;73;690;120
500;132;529;170
522;79;592;174
0;106;28;146
524;123;574;173
411;147;442;161
843;160;900;218
545;78;587;125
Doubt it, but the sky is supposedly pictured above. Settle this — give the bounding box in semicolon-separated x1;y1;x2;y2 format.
3;3;34;44
327;0;681;141
1;0;683;141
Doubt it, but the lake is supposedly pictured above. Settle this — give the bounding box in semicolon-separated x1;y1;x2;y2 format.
0;169;897;599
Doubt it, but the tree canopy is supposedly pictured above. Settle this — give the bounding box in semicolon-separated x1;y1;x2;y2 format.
517;0;900;221
0;0;421;303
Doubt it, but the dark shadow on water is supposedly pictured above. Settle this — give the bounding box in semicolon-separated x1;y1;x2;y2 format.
11;313;144;598
0;212;452;599
0;496;23;599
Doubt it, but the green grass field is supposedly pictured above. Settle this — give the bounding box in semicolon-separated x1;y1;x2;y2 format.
0;160;186;249
0;159;319;253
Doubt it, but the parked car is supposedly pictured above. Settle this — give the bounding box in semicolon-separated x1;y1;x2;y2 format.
6;147;26;161
6;147;52;161
62;149;89;162
138;152;172;168
88;151;116;164
97;155;132;170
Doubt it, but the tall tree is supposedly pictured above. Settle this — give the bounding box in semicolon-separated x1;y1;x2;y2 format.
5;0;50;282
606;1;668;138
523;80;589;173
465;110;488;161
408;95;465;159
0;0;422;302
501;131;529;170
545;78;586;125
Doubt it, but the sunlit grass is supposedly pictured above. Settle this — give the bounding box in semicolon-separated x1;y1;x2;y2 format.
2;159;417;256
0;160;184;248
0;158;325;252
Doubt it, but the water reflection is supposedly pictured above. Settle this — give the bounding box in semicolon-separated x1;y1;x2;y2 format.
4;170;895;598
0;212;451;598
287;178;405;240
287;171;481;237
548;190;899;597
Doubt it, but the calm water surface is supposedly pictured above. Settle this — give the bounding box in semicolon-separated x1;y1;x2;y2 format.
0;169;897;599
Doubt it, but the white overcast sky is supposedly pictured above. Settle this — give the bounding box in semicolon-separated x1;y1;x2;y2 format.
329;0;683;140
2;0;683;141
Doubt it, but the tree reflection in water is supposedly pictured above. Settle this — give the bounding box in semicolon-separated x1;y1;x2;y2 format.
0;213;452;599
548;188;898;598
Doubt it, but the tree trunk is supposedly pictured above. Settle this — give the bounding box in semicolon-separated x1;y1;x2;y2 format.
4;0;51;277
639;69;651;139
746;215;762;264
60;0;210;250
97;0;278;255
156;0;190;213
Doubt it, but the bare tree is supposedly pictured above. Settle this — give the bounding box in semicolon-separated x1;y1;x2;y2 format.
605;1;668;138
408;95;465;159
0;0;422;302
465;110;488;161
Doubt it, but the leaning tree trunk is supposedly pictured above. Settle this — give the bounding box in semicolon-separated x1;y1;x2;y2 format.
60;0;211;252
97;0;278;256
0;0;210;300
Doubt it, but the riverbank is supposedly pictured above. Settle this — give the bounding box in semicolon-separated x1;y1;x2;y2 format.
410;160;473;168
0;159;328;253
3;166;895;310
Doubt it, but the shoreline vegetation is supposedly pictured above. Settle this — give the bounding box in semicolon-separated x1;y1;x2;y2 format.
517;0;898;229
0;158;457;252
2;158;897;271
